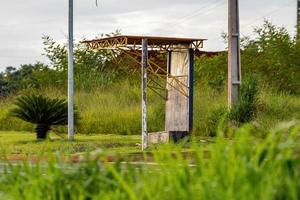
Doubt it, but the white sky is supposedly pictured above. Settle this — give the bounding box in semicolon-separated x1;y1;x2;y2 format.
0;0;297;71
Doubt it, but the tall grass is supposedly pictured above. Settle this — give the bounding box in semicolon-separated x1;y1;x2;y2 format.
0;79;299;135
0;80;166;135
255;89;300;135
0;122;299;200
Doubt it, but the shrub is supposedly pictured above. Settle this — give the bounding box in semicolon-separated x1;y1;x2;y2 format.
206;106;228;136
206;75;259;136
230;75;259;124
10;95;77;139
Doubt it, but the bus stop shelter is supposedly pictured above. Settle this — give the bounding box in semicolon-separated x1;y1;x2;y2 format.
82;35;205;149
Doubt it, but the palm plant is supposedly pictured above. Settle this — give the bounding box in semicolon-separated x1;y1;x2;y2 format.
10;95;74;139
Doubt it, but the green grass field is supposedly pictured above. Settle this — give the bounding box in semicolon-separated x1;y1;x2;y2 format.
0;131;140;157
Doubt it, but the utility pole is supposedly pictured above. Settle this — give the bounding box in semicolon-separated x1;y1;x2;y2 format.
297;0;300;39
68;0;74;141
228;0;241;107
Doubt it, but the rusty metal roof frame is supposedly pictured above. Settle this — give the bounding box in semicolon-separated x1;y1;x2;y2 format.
81;35;206;99
82;35;206;51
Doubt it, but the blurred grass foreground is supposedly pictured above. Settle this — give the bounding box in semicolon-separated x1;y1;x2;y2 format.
0;121;299;200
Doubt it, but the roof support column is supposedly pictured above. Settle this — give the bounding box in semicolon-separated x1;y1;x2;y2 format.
141;38;148;150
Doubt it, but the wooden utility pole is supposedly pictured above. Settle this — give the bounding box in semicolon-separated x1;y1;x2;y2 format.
68;0;74;141
228;0;241;107
141;39;148;150
297;0;300;39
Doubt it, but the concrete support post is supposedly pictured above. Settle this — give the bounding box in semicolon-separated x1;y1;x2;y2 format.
141;39;148;150
228;0;241;107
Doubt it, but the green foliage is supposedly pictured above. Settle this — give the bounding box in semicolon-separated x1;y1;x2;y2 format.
42;32;135;90
10;95;74;139
1;31;135;97
205;75;260;135
197;21;300;95
11;95;69;125
0;122;299;199
0;63;49;96
206;106;228;136
0;73;9;97
242;20;300;94
195;53;227;92
230;75;259;124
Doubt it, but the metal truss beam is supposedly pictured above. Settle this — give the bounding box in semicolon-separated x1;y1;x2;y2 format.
83;36;204;51
120;49;189;98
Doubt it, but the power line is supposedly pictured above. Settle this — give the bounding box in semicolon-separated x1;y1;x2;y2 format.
151;0;226;34
240;0;294;29
208;0;295;42
167;0;225;27
171;0;226;27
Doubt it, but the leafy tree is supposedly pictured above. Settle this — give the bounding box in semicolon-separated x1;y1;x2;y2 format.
0;73;9;97
42;30;132;90
10;95;77;139
196;53;227;92
0;63;52;96
242;20;300;94
197;21;300;95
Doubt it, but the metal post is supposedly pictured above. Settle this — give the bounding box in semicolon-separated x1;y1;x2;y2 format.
68;0;74;141
228;0;241;107
141;39;148;150
297;0;300;40
188;49;194;132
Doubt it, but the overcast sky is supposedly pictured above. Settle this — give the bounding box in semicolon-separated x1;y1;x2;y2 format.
0;0;297;71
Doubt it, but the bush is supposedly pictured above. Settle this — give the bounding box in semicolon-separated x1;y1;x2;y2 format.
230;75;259;124
206;106;228;136
10;95;78;139
206;75;259;136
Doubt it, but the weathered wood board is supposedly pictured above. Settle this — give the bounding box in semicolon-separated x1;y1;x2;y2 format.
165;48;191;132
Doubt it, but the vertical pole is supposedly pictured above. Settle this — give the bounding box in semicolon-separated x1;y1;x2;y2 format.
68;0;74;141
228;0;241;107
141;39;148;150
188;49;194;132
189;49;195;132
297;0;300;40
